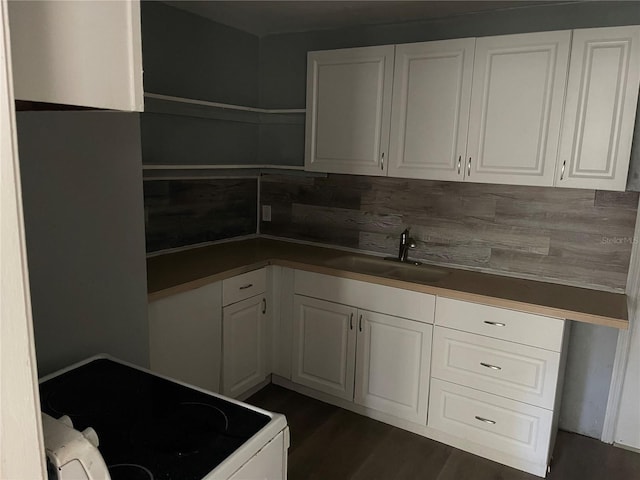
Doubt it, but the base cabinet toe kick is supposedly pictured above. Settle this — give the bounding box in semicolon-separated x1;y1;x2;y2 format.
275;270;569;478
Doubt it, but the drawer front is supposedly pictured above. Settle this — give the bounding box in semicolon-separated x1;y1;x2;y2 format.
428;378;553;463
223;269;267;306
432;327;560;409
294;270;435;323
435;297;565;351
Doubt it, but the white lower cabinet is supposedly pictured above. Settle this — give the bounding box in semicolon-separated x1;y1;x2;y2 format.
428;297;568;477
355;310;432;424
148;281;222;392
223;293;268;398
292;296;356;400
429;378;553;466
291;277;435;425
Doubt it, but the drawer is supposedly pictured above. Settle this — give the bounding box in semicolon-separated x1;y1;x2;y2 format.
432;327;560;409
428;378;552;464
435;297;565;351
294;270;435;323
223;269;267;306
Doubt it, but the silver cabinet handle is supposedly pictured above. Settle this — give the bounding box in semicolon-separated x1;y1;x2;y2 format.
560;160;566;180
349;313;353;330
484;321;506;327
467;157;471;177
239;283;253;290
262;298;267;314
475;416;496;425
480;362;502;371
358;314;363;332
381;152;385;170
457;156;461;175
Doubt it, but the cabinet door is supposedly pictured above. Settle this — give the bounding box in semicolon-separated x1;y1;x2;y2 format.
149;282;222;392
466;31;570;186
223;294;267;398
354;310;432;424
292;295;357;400
388;39;475;181
556;26;640;191
305;45;394;176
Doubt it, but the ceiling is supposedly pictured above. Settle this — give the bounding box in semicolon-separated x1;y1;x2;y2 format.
164;1;571;37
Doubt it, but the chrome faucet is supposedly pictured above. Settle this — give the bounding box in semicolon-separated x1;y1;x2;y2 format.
398;228;416;262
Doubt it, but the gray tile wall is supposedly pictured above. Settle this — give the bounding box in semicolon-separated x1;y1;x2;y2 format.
144;179;257;253
261;174;639;292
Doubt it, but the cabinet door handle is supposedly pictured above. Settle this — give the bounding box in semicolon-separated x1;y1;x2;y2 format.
262;298;267;314
484;321;506;327
381;152;385;170
239;283;253;290
475;416;496;425
349;313;353;330
467;157;471;177
560;160;566;181
457;156;461;175
358;314;363;332
480;362;502;371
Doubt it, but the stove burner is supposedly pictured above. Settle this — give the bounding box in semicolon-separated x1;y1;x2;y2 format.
132;402;229;457
109;464;154;480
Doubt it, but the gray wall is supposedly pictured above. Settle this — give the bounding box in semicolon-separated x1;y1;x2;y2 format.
259;1;640;108
17;112;149;376
145;178;258;252
140;2;260;166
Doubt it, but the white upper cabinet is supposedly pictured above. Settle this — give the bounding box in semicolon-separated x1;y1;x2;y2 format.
8;0;143;111
305;45;394;176
556;26;640;191
466;31;571;186
388;39;475;181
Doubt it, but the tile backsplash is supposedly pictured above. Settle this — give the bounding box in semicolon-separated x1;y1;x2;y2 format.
260;174;639;292
144;178;257;253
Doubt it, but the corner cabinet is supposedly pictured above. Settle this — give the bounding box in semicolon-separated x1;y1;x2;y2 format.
8;0;143;111
305;45;394;176
556;26;640;191
148;281;223;393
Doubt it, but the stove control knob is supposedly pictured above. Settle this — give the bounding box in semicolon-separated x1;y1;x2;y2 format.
58;415;73;428
81;427;100;448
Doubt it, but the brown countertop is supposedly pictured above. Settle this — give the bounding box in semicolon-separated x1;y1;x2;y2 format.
147;238;629;329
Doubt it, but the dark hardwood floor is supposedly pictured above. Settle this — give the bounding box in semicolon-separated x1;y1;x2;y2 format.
247;384;640;480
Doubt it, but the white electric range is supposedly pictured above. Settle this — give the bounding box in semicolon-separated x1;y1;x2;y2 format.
39;355;289;480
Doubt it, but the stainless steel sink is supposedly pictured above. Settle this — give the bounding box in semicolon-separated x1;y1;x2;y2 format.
325;255;449;283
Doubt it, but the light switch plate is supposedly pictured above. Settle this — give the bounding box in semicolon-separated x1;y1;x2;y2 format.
262;205;272;222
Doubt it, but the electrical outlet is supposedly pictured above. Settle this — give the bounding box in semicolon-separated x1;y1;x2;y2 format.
262;205;272;222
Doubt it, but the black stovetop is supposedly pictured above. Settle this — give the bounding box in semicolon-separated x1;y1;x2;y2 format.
39;358;270;480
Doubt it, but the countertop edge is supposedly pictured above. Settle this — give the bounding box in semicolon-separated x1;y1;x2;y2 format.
147;246;629;329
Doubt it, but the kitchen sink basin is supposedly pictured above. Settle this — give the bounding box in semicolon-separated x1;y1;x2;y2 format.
325;255;449;283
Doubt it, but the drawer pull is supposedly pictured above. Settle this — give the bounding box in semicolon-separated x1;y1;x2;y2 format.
262;298;267;314
475;416;496;425
484;321;506;327
239;284;253;290
480;362;502;371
